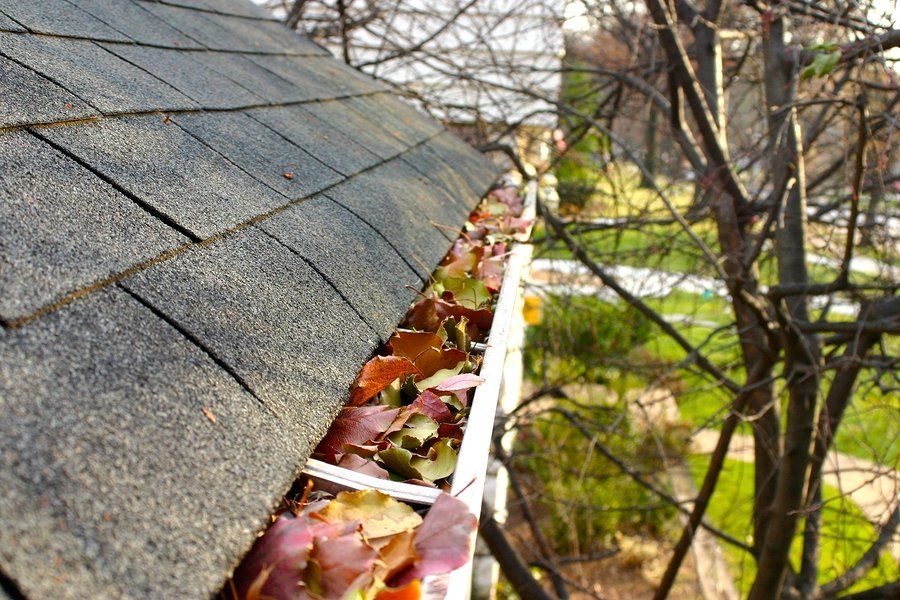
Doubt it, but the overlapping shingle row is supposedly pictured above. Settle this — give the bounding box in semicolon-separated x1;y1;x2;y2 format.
0;2;498;598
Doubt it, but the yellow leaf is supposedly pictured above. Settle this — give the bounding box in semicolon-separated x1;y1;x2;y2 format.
316;490;422;539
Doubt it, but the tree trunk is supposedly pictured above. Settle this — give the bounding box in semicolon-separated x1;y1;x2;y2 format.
750;9;821;599
692;5;780;558
641;102;660;187
479;503;556;600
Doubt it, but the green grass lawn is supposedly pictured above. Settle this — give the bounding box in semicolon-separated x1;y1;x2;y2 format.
687;457;899;597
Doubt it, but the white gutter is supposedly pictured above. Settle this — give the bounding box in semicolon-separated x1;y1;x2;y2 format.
439;180;535;599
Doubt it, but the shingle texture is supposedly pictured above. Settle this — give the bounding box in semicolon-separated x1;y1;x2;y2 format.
0;2;498;598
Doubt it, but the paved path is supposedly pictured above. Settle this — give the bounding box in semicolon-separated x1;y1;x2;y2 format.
629;389;740;600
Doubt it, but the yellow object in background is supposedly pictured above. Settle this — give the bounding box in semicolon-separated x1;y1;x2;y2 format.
523;294;542;325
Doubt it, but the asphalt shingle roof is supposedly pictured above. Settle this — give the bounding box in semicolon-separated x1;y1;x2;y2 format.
0;2;498;598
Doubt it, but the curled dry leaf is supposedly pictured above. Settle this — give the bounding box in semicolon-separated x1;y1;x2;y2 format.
405;294;494;340
387;413;439;450
315;406;400;459
305;531;377;599
231;515;348;600
414;363;464;392
388;330;467;380
409;390;453;422
372;529;418;583
315;490;423;539
349;356;420;406
378;438;458;482
432;373;484;393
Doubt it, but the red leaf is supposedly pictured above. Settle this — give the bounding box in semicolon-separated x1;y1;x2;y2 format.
316;406;400;458
306;531;377;599
349;356;420;406
489;186;521;209
394;493;477;585
336;453;391;479
231;515;346;600
409;390;453;422
432;373;484;393
437;422;464;442
476;243;506;291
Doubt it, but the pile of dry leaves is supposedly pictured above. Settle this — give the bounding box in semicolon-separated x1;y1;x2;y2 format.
227;184;529;599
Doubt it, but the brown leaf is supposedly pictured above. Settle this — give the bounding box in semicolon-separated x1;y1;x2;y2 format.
373;530;418;583
388;330;467;380
349;356;420;406
315;490;422;539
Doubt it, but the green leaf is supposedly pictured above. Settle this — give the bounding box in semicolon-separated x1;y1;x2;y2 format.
802;49;841;80
387;413;439;450
378;439;458;482
380;378;402;407
437;316;470;352
439;276;492;309
415;362;464;392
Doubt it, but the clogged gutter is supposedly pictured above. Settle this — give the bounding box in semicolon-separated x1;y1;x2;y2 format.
223;182;531;600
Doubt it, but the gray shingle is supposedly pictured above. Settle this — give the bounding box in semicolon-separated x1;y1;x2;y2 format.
173;111;342;198
190;51;308;104
0;287;301;599
246;54;351;100
0;129;186;322
401;140;486;214
324;159;470;279
0;0;130;41
345;94;442;146
248;54;386;98
121;227;378;425
306;55;389;94
0;33;196;114
39;114;288;239
0;54;98;128
0;10;25;32
201;10;324;55
247;104;381;176
68;0;203;48
257;196;423;340
429;131;498;195
154;0;273;20
138;1;312;54
137;0;247;51
100;43;264;108
301;99;408;160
